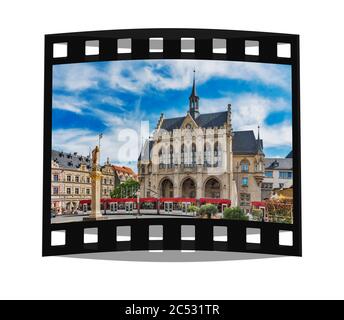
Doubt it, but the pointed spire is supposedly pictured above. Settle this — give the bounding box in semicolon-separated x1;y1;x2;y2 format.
257;125;264;154
191;69;197;97
227;103;232;128
189;69;200;119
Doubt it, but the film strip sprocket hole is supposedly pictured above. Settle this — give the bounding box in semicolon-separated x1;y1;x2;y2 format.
52;37;291;63
43;29;301;257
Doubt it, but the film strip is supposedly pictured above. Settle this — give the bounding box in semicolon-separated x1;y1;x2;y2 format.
43;28;301;257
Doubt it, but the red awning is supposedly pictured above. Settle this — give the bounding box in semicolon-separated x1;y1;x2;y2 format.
251;201;266;207
160;197;196;203
107;198;137;203
200;198;231;205
79;199;91;205
140;197;158;203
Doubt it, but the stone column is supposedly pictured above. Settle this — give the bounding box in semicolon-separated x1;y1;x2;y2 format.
84;146;107;221
90;170;102;218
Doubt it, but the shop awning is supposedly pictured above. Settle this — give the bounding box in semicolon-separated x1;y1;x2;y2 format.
107;198;137;203
199;198;231;205
79;199;91;205
160;197;196;203
139;197;158;202
251;201;266;207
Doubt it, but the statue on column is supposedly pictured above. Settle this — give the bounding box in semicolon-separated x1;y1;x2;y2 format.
92;145;100;170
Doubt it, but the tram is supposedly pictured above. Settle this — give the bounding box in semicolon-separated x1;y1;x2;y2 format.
77;197;232;216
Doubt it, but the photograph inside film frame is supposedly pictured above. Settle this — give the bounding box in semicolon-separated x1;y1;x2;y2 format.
51;59;293;224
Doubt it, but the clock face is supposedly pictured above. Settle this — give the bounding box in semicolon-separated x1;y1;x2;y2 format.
186;123;192;129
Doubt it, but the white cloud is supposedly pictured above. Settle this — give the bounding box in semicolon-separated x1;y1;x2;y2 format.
52;60;292;162
53;60;291;93
259;122;292;149
52;95;88;114
196;93;292;149
52;128;97;156
99;96;125;111
52;107;150;171
53;63;102;91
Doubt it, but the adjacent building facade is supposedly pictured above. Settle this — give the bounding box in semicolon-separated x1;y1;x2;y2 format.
138;71;265;210
261;151;293;200
51;150;136;214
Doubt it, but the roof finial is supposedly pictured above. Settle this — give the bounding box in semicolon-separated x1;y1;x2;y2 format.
257;125;264;154
227;103;232;133
191;69;196;97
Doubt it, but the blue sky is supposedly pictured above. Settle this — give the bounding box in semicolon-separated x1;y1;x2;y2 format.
52;59;292;170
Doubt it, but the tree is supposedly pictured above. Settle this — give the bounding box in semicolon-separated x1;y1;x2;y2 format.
187;205;199;216
110;178;140;198
266;199;293;224
251;209;263;221
198;204;218;219
223;207;248;221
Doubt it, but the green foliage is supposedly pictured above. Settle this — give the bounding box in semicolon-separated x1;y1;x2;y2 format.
266;199;293;224
110;178;140;198
223;207;249;221
198;204;218;218
187;205;199;214
251;209;263;221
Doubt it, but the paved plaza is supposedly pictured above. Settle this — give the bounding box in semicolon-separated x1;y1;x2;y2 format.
51;212;195;224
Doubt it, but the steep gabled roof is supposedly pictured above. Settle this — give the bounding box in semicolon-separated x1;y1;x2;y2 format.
285;150;293;158
232;130;262;155
160;116;185;131
160;111;228;131
264;158;293;170
51;150;91;169
112;165;135;175
138;140;154;161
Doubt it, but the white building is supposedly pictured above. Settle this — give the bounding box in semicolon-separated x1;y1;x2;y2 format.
261;151;293;200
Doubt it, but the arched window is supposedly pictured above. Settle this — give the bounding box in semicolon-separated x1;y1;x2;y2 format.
204;178;221;198
159;148;164;168
254;160;262;172
214;142;222;167
169;146;173;168
204;143;211;167
240;159;250;172
181;144;185;165
192;143;196;166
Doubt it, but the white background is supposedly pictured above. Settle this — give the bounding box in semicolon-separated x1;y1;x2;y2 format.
0;0;343;300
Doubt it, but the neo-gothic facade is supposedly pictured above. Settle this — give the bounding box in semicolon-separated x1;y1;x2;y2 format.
138;71;265;210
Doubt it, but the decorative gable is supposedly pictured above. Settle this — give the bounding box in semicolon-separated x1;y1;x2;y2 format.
180;113;198;129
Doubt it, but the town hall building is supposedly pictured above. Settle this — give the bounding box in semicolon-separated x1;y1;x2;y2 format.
138;71;265;211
